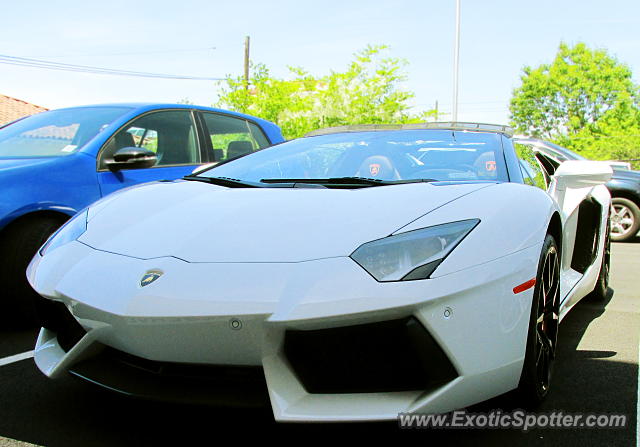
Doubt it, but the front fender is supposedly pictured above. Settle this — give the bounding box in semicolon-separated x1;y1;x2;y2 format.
0;154;100;231
394;183;557;278
0;202;77;231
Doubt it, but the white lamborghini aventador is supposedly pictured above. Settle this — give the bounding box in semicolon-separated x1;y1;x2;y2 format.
28;122;613;421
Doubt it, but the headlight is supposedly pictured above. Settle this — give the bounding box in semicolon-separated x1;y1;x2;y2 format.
39;209;88;256
350;219;479;282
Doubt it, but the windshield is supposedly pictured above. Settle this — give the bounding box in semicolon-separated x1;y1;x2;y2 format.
201;130;508;183
0;106;132;158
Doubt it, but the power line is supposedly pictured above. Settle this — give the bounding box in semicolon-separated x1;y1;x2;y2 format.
24;47;216;59
0;54;224;81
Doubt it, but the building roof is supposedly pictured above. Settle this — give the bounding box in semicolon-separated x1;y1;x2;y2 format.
0;94;48;125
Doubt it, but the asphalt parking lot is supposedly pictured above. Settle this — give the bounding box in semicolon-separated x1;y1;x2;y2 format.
0;241;638;446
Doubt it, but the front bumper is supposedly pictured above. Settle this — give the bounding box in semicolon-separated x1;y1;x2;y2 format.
28;240;541;421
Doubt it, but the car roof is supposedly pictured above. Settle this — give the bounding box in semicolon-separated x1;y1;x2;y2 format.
305;122;514;137
47;103;277;127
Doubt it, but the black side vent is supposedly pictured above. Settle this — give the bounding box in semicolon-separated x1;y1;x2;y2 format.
571;198;602;274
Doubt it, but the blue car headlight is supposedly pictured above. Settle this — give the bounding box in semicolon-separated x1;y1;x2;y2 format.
39;209;88;256
350;219;479;282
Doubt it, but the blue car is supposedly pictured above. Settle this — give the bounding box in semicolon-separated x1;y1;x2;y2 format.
0;103;283;325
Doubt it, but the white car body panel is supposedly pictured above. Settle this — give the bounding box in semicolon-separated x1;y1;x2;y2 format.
80;180;491;262
555;183;611;319
27;131;613;422
398;182;555;277
29;238;541;419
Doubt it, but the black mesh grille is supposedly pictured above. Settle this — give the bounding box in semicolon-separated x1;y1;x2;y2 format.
284;317;458;394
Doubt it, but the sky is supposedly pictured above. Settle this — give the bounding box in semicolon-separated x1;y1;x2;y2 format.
1;0;639;125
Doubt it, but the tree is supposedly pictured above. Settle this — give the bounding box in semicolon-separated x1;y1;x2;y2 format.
554;94;640;166
510;43;640;166
510;42;638;137
216;45;434;139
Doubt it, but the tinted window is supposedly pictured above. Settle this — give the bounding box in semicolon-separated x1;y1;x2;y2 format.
99;110;199;169
201;113;270;162
203;130;508;183
0;107;131;158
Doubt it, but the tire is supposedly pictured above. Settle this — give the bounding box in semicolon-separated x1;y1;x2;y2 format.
517;234;560;407
590;212;611;301
0;216;66;328
610;197;640;242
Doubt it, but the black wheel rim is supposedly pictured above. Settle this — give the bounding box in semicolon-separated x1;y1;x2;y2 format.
535;245;559;394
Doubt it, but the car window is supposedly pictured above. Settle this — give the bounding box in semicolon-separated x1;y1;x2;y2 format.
202;130;509;183
0;107;131;158
99;110;199;170
514;143;547;190
200;112;270;162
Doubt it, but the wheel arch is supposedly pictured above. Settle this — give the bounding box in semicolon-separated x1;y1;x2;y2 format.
610;189;640;206
0;210;71;239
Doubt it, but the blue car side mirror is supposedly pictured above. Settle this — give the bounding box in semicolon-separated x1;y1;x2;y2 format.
107;147;157;171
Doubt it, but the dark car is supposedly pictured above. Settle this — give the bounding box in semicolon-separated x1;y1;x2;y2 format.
514;137;640;242
0;103;284;325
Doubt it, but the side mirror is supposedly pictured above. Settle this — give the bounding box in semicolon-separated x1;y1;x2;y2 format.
552;160;612;189
106;147;157;171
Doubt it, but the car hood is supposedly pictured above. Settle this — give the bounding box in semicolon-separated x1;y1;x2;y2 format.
79;180;493;262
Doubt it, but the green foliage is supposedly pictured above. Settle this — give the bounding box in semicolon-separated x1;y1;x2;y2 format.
514;142;547;189
216;45;434;139
510;42;640;167
555;96;640;168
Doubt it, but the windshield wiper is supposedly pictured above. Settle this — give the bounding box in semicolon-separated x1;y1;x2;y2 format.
183;175;437;189
183;175;263;188
260;177;436;187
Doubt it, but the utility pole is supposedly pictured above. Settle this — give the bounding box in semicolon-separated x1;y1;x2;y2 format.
244;36;250;90
435;100;439;121
452;0;461;121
